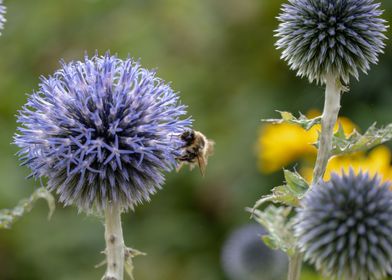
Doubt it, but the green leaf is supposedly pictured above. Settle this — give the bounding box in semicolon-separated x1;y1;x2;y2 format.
249;171;308;254
272;185;302;207
327;123;392;155
251;170;308;210
252;186;299;209
284;170;309;196
248;205;297;256
0;187;55;229
262;111;321;130
262;235;279;250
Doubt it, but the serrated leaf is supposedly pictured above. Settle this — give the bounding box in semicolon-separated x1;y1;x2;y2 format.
262;235;279;250
0;187;55;229
327;123;392;155
334;122;346;139
262;111;321;130
248;205;297;256
284;170;309;197
251;170;308;211
252;185;300;210
271;185;302;207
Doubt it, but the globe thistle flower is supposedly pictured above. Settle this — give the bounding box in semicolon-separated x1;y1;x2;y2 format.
221;224;288;280
0;0;6;33
14;52;191;212
295;169;392;280
276;0;388;84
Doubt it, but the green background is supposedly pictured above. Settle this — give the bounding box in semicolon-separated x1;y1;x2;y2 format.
0;0;391;279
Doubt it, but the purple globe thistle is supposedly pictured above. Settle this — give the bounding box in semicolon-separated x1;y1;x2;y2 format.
0;0;6;33
276;0;388;84
294;169;392;280
14;52;191;212
221;224;288;280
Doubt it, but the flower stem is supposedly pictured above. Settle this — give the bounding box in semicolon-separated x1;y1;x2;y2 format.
312;73;342;185
103;203;125;280
287;74;342;280
288;252;303;280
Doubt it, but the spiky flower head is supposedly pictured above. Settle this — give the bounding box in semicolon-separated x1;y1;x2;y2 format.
276;0;388;84
221;224;288;280
0;0;6;34
295;169;392;280
14;52;191;213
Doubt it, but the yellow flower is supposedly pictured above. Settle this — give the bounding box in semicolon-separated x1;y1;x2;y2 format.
326;146;392;182
257;110;356;173
258;109;392;184
257;123;314;173
301;146;392;183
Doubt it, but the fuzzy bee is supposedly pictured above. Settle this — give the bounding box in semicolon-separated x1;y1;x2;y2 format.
176;130;214;176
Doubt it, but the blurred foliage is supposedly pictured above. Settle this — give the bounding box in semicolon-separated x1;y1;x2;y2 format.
250;206;296;256
0;0;391;279
263;111;322;130
329;123;392;156
251;170;309;209
0;187;54;230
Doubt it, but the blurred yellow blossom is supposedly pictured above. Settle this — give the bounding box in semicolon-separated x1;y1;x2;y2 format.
257;110;356;173
301;146;392;183
257;122;314;173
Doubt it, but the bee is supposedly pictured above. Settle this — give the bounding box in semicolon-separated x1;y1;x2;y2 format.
177;130;214;176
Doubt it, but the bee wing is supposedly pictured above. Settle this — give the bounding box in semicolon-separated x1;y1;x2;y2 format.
206;140;215;156
197;155;207;177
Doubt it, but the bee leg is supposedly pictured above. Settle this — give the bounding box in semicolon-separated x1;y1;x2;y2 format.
197;156;206;177
176;162;184;173
177;152;197;162
176;155;189;161
189;163;196;171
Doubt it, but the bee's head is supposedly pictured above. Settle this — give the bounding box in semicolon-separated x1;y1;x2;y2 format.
181;130;195;145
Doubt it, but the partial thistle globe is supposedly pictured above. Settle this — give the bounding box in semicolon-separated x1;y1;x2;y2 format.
0;0;6;33
15;52;192;212
276;0;388;84
294;169;392;280
221;224;288;280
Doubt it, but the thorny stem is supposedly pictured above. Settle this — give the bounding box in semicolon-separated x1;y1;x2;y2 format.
287;74;342;280
288;252;303;280
103;203;125;280
312;73;342;185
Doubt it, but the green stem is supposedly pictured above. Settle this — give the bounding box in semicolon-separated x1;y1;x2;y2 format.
288;252;303;280
312;73;342;185
287;74;342;280
103;203;125;280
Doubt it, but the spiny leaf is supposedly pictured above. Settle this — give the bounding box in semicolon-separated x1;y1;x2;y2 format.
284;169;309;196
248;205;297;256
262;235;279;250
0;187;55;229
96;246;146;280
124;247;146;280
262;111;321;130
272;185;302;207
252;186;299;210
252;170;308;210
328;123;392;155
